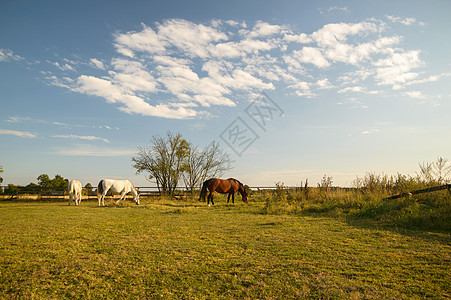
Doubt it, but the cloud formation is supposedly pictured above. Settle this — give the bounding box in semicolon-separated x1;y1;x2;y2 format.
42;18;433;119
0;129;36;138
56;145;134;156
52;134;111;143
0;49;23;62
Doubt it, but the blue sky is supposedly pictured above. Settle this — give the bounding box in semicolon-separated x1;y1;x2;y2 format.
1;0;450;187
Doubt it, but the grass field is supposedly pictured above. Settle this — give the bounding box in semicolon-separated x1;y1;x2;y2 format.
0;197;450;299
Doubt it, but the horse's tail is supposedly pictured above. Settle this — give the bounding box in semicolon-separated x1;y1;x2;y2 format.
97;180;104;200
199;180;208;202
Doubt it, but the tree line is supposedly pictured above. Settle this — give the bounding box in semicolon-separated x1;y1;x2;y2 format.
0;174;94;195
1;132;232;197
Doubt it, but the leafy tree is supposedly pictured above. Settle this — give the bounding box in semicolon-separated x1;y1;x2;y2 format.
37;174;51;187
37;174;69;188
132;132;190;196
4;184;18;195
52;174;68;188
85;183;93;192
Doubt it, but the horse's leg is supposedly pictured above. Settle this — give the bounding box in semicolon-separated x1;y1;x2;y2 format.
68;192;72;205
207;189;213;206
232;192;235;203
100;190;107;206
208;191;215;206
117;190;127;204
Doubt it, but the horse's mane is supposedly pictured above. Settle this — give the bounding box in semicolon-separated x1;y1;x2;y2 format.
228;178;245;189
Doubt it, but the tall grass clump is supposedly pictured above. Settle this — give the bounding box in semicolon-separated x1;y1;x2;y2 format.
257;157;451;230
263;182;292;214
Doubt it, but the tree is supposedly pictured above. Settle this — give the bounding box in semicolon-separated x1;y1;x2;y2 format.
37;174;69;188
52;174;68;188
182;141;232;195
0;165;3;184
132;132;190;196
85;183;93;192
37;174;51;187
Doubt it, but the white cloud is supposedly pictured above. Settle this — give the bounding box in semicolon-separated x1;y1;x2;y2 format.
361;128;379;135
291;47;330;68
338;86;379;94
56;145;134;156
6;116;31;123
114;23;166;57
110;58;157;93
328;6;349;13
156;19;227;58
0;48;23;62
52;121;68;126
404;91;426;99
284;33;312;44
0;129;36;138
319;6;350;16
374;50;423;86
52;134;110;143
52;61;75;71
316;78;333;89
311;22;379;48
73;75;196;119
243;21;287;38
386;16;421;26
90;58;105;70
41;18;435;119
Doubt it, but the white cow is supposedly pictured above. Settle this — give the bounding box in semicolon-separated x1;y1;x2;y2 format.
97;179;140;206
68;180;83;206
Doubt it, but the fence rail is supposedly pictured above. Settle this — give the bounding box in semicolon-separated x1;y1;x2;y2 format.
384;184;451;200
2;184;450;200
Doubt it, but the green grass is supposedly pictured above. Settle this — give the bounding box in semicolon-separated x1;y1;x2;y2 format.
0;198;450;299
257;187;451;231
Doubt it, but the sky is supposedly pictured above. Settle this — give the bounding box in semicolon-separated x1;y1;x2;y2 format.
1;0;450;187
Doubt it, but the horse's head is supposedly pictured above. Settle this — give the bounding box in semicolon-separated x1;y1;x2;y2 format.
242;193;248;203
133;187;140;205
238;183;249;203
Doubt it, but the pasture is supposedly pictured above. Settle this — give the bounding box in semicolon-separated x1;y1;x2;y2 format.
0;197;449;299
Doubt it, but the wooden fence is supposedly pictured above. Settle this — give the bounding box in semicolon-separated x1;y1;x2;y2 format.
1;184;450;200
384;184;451;200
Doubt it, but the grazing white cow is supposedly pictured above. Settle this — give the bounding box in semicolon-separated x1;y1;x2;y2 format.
68;180;82;206
97;179;140;206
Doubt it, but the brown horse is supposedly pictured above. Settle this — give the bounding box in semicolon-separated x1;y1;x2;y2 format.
199;178;248;205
